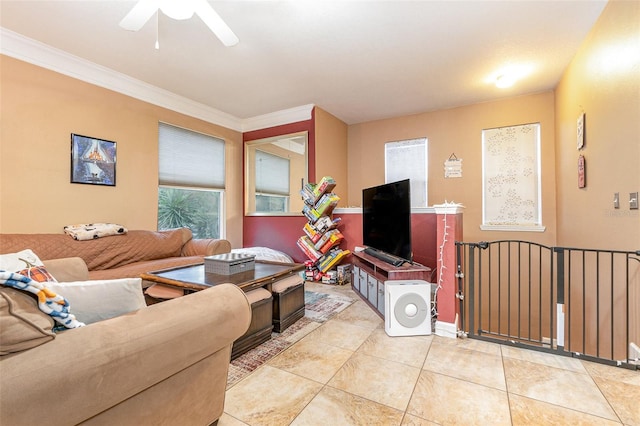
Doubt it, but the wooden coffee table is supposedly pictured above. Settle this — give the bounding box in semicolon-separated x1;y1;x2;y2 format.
142;260;305;359
140;260;304;295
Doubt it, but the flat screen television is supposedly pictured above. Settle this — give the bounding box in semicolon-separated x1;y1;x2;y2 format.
362;179;412;262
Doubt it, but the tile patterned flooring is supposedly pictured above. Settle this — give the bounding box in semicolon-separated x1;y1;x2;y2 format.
221;283;639;426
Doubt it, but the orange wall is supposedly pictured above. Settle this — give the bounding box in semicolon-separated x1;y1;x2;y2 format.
347;92;558;245
555;0;640;251
314;107;349;202
554;0;640;352
2;0;637;255
0;56;244;247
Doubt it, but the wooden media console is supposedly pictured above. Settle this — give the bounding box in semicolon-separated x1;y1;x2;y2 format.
351;250;432;318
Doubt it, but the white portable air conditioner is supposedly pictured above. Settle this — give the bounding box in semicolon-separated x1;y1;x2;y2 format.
385;280;432;336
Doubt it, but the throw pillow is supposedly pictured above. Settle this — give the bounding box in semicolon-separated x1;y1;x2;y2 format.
0;287;56;355
231;247;294;263
47;278;146;324
0;249;57;282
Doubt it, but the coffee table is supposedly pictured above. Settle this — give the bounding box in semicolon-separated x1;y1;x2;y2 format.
141;260;305;359
140;260;304;295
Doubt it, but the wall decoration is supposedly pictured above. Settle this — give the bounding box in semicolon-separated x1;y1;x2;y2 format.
481;123;542;230
578;154;586;188
577;112;585;150
444;153;462;178
70;134;116;186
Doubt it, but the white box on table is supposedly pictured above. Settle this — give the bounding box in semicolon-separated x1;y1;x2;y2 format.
205;253;256;275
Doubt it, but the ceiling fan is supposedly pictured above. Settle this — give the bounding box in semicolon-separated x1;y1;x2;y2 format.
120;0;239;47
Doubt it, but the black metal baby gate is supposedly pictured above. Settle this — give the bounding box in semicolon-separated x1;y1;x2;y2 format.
455;240;640;369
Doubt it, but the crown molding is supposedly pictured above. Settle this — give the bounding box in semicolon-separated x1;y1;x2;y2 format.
241;104;315;132
1;28;313;133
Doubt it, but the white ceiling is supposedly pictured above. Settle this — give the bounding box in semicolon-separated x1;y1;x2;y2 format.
0;0;608;126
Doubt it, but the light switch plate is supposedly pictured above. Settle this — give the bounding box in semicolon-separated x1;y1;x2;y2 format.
614;193;620;209
630;192;639;210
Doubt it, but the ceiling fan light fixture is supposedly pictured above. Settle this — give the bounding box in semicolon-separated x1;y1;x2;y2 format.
159;0;195;20
120;0;239;47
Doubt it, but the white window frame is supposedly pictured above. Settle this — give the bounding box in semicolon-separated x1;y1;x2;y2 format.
158;122;226;238
255;193;290;213
384;138;428;208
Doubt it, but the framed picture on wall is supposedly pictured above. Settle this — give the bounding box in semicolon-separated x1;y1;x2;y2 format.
70;134;117;186
577;112;585;150
578;154;586;188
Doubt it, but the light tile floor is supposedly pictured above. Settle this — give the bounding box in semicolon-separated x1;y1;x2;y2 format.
221;283;640;426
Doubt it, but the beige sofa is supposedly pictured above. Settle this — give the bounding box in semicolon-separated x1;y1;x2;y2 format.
0;227;231;280
0;281;251;425
0;229;249;425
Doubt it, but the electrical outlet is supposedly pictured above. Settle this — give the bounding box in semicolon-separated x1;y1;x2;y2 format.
630;192;639;210
614;193;620;209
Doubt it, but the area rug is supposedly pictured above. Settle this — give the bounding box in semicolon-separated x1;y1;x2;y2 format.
227;290;354;388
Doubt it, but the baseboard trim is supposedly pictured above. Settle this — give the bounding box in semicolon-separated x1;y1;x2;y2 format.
435;320;457;338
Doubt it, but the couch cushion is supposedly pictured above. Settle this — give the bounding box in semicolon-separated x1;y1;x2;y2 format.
0;249;57;282
272;275;304;293
88;255;205;280
42;257;89;282
47;278;146;324
0;287;55;355
82;228;193;271
0;228;193;271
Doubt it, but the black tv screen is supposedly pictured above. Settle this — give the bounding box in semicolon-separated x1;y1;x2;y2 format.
362;179;412;262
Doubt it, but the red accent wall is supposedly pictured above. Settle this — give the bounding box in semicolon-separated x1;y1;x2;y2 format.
336;212;438;274
434;212;464;324
411;213;438;276
244;211;438;270
243;213;438;270
243;215;309;263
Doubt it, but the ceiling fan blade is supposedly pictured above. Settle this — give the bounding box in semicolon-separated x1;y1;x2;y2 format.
119;0;159;31
193;0;239;47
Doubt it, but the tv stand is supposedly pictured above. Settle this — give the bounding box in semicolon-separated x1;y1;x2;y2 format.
351;250;431;318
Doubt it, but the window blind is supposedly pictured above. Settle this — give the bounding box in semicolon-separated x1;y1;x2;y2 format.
385;138;428;207
255;150;290;195
158;123;225;188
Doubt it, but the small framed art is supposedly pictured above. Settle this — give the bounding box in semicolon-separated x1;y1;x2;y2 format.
577;112;585;150
578;154;586;188
70;134;117;186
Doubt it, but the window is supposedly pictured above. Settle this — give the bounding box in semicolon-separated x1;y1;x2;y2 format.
385;138;428;207
254;150;290;213
481;123;544;231
158;123;225;238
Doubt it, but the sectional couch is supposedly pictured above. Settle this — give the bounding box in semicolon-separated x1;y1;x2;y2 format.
0;227;231;280
0;228;249;425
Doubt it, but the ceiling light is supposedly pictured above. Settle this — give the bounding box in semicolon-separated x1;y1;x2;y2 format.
160;0;195;21
120;0;239;47
495;74;516;88
488;64;534;89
